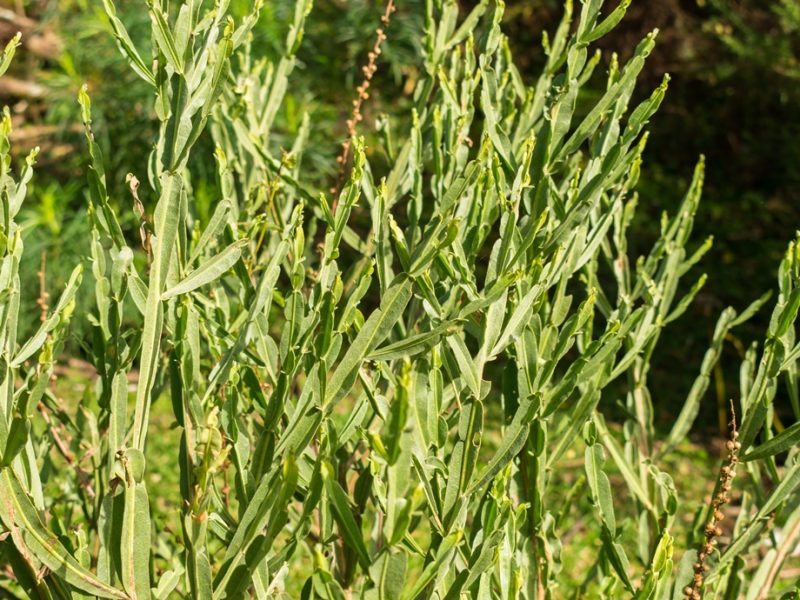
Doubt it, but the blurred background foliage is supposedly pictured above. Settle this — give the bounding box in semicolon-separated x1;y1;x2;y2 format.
0;0;798;433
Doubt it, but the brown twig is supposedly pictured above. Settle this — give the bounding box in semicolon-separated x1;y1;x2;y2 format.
684;401;741;600
332;0;396;204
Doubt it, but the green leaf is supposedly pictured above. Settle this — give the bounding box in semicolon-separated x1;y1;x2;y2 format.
131;172;184;451
671;550;697;600
367;320;461;362
189;199;232;264
0;33;21;78
375;550;407;600
595;418;655;514
101;0;155;85
323;464;371;571
467;394;539;494
446;334;481;398
558;30;657;159
120;483;151;599
153;566;185;600
149;3;184;74
585;444;616;534
213;465;283;596
325;276;413;406
1;419;30;467
206;235;292;399
0;470;128;598
163;239;247;300
775;287;800;339
12;264;83;367
399;531;462;600
742;421;800;462
489;284;543;357
582;0;631;43
446;0;488;49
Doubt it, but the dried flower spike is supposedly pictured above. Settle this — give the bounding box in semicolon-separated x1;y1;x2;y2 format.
332;0;396;201
684;401;740;599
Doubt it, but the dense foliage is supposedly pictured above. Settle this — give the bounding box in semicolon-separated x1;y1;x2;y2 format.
0;1;798;598
4;0;800;435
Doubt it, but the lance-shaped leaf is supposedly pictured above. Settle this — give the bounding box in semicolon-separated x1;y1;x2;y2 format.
323;463;371;571
367;320;462;362
131;172;183;450
742;421;800;462
0;470;128;599
163;239;247;300
12;264;83;367
149;3;184;75
399;530;463;600
120;482;151;599
0;33;20;78
101;0;155;85
582;0;631;43
446;334;481;398
489;283;543;358
325;275;413;406
467;393;539;494
585;443;616;534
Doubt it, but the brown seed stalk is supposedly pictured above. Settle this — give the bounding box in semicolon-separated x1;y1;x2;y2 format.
684;401;741;600
332;0;396;204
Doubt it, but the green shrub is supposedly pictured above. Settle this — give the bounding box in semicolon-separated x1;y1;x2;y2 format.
0;1;798;598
